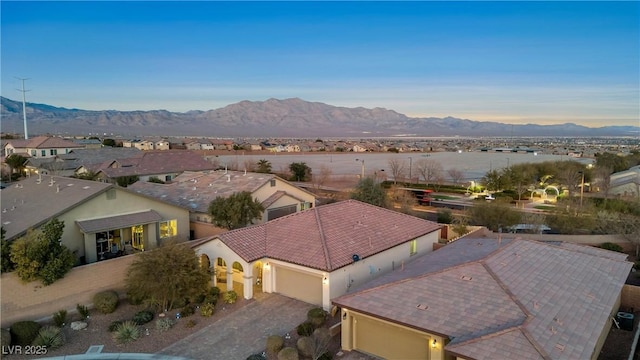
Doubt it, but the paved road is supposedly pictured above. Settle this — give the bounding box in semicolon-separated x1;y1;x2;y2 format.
158;293;314;360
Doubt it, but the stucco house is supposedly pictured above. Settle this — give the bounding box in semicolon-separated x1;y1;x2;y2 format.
192;200;442;310
25;147;143;177
128;170;317;238
333;236;632;360
3;136;84;159
609;165;640;199
1;175;190;264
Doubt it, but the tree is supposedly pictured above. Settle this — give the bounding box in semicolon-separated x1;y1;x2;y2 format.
447;168;465;185
256;159;272;174
102;138;116;147
312;164;333;190
9;219;76;285
116;175;139;187
5;154;27;181
208;191;265;230
387;159;406;184
595;152;628;173
415;158;443;188
125;240;210;311
481;169;505;193
1;227;14;273
350;177;388;208
289;162;312;182
467;200;521;232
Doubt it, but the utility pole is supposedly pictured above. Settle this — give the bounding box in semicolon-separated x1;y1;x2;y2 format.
16;77;30;139
579;171;585;207
409;157;412;183
355;159;365;179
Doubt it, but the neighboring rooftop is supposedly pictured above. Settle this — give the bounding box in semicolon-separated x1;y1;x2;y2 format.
200;199;442;271
333;237;633;360
128;170;280;213
96;150;215;178
5;135;84;150
0;175;112;240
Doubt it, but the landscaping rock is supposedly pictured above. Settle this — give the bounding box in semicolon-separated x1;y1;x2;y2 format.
70;321;88;330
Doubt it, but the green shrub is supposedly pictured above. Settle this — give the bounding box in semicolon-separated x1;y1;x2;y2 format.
108;320;124;332
1;328;11;348
200;303;215;317
266;335;284;354
127;291;144;306
112;321;140;344
184;319;197;329
93;290;119;314
246;354;264;360
277;347;299;360
10;321;41;346
296;321;314;336
76;304;89;319
180;305;195;317
297;336;313;358
223;290;238;304
209;286;221;297
307;307;327;327
155;318;175;333
318;352;333;360
52;309;67;327
132;310;154;325
32;326;65;349
600;242;624;253
436;208;453;224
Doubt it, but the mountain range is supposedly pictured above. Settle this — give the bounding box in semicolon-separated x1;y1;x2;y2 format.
1;96;637;138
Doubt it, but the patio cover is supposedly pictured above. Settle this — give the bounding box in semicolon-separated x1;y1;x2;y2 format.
76;210;162;233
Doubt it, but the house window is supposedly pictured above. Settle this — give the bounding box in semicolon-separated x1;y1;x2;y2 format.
410;240;417;256
300;202;311;210
159;219;177;238
41;150;46;157
267;205;296;221
132;225;144;250
31;150;36;156
270;179;276;187
50;149;57;156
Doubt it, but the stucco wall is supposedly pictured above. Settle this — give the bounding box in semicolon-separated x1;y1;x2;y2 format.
55;188;189;263
621;284;640;310
329;231;440;300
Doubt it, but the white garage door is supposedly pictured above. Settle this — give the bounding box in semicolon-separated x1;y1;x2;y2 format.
354;314;429;360
275;266;322;306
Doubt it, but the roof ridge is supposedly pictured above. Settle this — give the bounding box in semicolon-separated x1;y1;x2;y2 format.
314;207;332;271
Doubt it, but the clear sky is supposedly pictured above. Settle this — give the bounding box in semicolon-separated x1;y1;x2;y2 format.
1;1;639;127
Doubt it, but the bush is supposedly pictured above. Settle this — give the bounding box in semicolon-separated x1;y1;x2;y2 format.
10;321;41;346
223;290;238;304
246;355;264;360
307;308;327;327
200;303;215;317
76;304;90;319
127;291;144;306
181;305;195;317
32;326;65;349
318;352;333;360
155;318;175;333
52;309;67;327
296;321;314;336
436;208;453;224
184;319;197;329
93;290;119;314
108;320;124;332
112;321;140;344
600;242;624;253
1;328;11;348
277;347;299;360
266;335;284;354
297;336;313;358
132;310;154;325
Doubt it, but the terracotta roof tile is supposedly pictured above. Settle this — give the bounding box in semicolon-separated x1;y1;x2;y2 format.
216;200;441;271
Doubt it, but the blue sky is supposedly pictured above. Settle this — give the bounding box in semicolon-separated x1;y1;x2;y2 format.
1;1;639;127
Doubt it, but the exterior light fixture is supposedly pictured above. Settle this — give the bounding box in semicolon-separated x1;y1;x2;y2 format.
323;276;328;285
432;339;437;348
264;262;270;269
343;312;347;320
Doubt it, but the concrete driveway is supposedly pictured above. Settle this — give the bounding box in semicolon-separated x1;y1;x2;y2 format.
158;293;314;360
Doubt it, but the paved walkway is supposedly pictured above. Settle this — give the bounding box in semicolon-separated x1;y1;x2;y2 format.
158;293;314;360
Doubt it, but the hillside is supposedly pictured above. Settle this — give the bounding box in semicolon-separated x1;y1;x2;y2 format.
1;97;637;137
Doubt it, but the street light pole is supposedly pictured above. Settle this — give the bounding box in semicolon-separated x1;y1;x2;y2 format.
580;171;585;207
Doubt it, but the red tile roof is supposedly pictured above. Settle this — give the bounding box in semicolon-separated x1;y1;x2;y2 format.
214;200;441;271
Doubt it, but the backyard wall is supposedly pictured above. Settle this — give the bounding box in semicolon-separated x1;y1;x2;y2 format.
0;255;135;328
621;284;640;311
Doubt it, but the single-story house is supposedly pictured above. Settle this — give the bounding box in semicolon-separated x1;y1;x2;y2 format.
128;170;317;238
192;200;442;310
1;175;190;264
333;236;632;360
